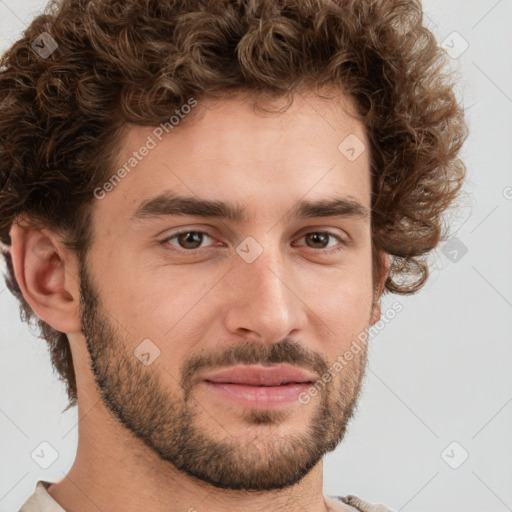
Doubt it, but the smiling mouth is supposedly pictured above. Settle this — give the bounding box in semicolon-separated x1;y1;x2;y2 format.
198;364;318;409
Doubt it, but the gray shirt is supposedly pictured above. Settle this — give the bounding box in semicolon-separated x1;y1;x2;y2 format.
18;480;395;512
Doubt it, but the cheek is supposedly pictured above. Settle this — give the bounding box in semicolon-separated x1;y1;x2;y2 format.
323;281;373;327
301;264;374;355
107;264;222;351
90;230;374;357
86;246;182;342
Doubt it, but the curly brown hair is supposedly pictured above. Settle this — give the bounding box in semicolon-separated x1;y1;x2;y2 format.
0;0;467;410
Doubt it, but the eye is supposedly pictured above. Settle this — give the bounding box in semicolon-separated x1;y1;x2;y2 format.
162;230;216;251
293;231;347;253
160;229;348;255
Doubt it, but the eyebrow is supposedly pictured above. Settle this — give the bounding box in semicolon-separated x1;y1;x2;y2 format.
131;192;370;223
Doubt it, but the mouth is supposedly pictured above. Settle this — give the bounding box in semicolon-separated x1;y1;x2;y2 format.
201;364;318;386
199;364;317;409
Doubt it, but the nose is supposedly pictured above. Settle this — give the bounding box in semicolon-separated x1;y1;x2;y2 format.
223;242;307;343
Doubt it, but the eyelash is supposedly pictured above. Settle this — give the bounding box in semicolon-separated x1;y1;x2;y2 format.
160;230;349;256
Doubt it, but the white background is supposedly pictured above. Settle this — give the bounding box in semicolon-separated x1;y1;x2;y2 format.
1;1;511;511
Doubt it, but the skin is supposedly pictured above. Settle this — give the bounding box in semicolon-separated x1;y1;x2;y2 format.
10;89;389;512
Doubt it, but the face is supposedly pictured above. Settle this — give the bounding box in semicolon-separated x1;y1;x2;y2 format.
78;90;380;491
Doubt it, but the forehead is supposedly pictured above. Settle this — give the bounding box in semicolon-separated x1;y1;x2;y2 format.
95;89;371;226
123;88;366;158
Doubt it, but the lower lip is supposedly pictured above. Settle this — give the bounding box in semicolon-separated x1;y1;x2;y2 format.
202;381;312;409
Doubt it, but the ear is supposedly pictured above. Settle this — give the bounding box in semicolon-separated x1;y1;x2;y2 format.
370;251;391;325
9;220;82;334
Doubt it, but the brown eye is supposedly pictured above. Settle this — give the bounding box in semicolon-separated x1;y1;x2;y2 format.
295;231;346;252
163;231;214;250
303;232;331;249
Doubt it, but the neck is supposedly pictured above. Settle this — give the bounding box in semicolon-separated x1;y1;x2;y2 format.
47;391;348;512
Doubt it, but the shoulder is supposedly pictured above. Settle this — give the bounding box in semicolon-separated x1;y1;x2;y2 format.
336;494;396;512
18;480;65;512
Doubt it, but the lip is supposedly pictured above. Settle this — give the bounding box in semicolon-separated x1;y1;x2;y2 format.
202;381;312;409
199;365;318;409
201;364;318;386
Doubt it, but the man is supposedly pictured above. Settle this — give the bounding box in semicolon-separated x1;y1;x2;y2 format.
0;0;466;511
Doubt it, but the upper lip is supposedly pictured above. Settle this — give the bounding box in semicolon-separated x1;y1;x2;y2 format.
201;365;318;386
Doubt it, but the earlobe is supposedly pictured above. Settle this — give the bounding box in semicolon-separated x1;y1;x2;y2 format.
9;221;82;334
380;252;391;293
370;301;381;325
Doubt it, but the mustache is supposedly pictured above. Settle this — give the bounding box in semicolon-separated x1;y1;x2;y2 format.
180;338;329;392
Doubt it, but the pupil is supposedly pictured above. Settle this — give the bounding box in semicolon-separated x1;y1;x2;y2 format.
307;233;327;248
180;232;202;249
